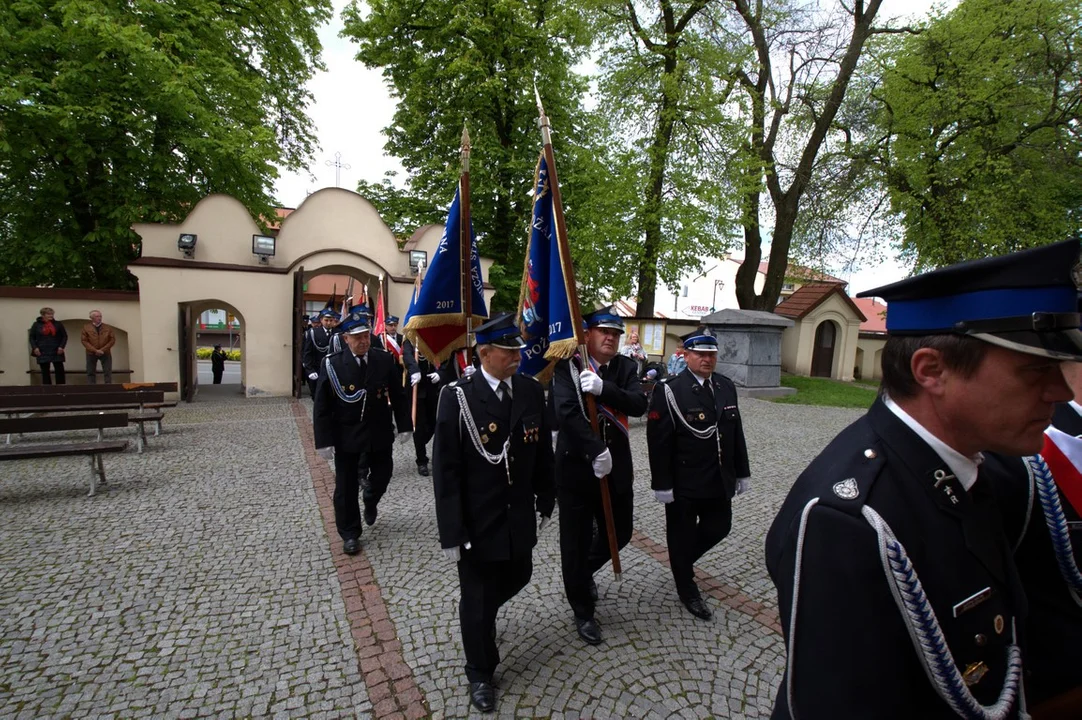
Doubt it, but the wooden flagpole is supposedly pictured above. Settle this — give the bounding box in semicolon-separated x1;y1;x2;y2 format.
460;125;474;366
536;89;623;582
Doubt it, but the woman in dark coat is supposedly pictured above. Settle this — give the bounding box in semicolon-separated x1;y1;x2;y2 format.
29;307;67;385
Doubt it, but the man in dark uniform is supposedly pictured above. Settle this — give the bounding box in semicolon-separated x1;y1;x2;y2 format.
983;357;1082;715
647;331;751;620
404;335;442;476
313;305;413;555
304;308;337;397
766;239;1082;719
552;306;648;646
432;312;555;714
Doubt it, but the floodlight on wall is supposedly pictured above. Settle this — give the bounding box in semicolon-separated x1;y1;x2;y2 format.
409;250;427;275
252;234;276;264
177;233;197;258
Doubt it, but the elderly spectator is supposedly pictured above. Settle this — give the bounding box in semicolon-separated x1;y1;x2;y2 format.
667;348;687;377
619;329;648;375
29;307;67;385
81;310;116;384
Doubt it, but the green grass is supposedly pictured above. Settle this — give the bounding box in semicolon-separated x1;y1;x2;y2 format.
770;374;879;409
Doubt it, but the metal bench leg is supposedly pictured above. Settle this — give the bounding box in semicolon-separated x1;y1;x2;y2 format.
137;422;146;454
87;454;99;496
155;419;162;436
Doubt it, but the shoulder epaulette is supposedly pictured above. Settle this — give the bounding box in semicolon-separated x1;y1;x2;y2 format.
812;441;885;516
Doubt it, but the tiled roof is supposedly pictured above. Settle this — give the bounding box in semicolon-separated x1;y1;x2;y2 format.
266;207;295;231
774;283;867;322
852;297;887;333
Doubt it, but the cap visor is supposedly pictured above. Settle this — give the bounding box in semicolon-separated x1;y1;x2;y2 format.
970;329;1082;362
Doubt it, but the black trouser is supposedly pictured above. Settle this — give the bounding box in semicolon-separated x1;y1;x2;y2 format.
306;377;317;398
413;391;439;464
212;368;224;384
557;482;633;620
40;361;65;385
458;552;533;683
360;442;394;508
665;494;732;598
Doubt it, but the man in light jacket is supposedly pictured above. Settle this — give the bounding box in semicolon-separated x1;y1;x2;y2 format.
81;310;116;384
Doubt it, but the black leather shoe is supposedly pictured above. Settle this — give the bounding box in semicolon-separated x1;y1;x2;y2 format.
469;681;496;713
682;596;713;621
343;538;360;555
575;617;602;645
417;462;430;477
363;503;377;526
588;578;599;602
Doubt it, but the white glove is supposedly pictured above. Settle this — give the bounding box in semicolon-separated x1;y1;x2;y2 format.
397;431;411;444
551;431;558;446
539;515;553;532
736;478;750;496
654;489;674;504
579;370;603;396
427;372;441;384
410;372;421;386
317;446;334;460
308;372;318;380
646;369;657;379
443;546;461;562
591;448;613;478
462;365;476;377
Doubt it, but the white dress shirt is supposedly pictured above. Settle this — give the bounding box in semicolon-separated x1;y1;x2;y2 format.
883;395;983;491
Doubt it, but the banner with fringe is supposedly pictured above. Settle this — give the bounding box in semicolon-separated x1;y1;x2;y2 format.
403;184;488;364
517;152;577;380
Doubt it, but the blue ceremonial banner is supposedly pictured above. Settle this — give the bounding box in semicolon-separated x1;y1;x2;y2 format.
517;153;577;379
402;184;488;364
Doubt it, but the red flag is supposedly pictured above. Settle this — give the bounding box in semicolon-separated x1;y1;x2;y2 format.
374;282;386;337
1041;426;1082;517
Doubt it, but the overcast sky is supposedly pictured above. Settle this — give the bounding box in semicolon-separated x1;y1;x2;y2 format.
273;0;955;294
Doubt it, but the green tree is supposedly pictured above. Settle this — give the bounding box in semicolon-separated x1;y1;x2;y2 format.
342;0;602;310
0;0;331;289
587;0;738;317
873;0;1082;269
718;0;890;311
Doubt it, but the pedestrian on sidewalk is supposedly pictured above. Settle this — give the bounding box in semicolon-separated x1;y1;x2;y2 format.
211;345;228;384
81;310;116;384
29;307;67;385
432;313;555;714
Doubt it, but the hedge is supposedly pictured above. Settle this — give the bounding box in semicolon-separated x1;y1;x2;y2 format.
196;348;242;361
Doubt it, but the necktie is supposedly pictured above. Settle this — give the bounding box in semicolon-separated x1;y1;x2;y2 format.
497;381;512;416
598;364;607;379
702;378;714;405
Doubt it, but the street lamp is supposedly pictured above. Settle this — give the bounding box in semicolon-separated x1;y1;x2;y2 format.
710;279;725;313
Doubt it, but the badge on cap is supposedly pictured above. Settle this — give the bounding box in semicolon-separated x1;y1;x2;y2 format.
833;478;859;500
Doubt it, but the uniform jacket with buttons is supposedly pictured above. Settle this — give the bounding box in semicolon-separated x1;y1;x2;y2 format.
312;346;412;452
766;399;1027;719
303;326;333;374
551;354;647;495
646;369;750;499
983;403;1082;706
432;373;555;562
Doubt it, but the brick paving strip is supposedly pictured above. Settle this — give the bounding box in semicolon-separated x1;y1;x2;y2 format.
290;400;429;720
630;530;783;635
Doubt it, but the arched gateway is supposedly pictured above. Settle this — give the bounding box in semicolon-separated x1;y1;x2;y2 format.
129;189;495;399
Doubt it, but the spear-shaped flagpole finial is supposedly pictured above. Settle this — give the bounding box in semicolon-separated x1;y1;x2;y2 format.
534;84;551;145
461;124;471;174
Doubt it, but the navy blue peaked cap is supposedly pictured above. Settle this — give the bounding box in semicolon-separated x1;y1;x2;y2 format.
583;306;625;332
857;239;1082;361
474;312;525;349
339;304;371;335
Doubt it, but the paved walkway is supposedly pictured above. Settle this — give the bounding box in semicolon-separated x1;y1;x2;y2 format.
0;392;863;719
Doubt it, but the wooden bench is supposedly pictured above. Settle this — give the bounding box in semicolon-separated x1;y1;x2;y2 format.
1;391;166;453
0;413;130;496
0;384;178;435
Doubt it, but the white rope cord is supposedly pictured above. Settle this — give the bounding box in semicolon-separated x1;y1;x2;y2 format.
568;360;587;420
1016;459;1037;554
324;358;367;417
1025;455;1082;605
309;328;330;353
453;386;509;467
862;505;1023;720
785;497;820;720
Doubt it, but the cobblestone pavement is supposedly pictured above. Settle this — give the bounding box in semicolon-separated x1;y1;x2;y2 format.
0;391;864;719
